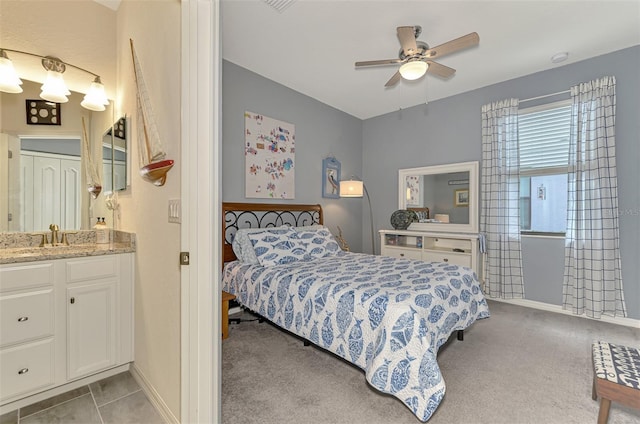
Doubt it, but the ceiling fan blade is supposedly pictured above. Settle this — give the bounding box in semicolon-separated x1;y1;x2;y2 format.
385;71;402;87
397;26;418;55
424;32;479;60
426;61;456;78
355;59;403;67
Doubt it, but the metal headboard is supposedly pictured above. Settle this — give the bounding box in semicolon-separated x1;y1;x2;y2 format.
222;203;323;265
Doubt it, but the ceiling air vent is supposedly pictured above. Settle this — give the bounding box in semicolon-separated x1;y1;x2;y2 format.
262;0;295;13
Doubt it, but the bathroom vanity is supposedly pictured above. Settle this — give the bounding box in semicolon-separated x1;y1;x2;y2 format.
0;233;135;413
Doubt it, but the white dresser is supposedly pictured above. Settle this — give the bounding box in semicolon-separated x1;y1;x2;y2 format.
380;229;481;277
0;253;134;411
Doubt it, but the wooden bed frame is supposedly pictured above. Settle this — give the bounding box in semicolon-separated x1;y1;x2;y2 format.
222;202;323;266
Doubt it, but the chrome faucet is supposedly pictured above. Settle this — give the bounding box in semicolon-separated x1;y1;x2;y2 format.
49;224;60;246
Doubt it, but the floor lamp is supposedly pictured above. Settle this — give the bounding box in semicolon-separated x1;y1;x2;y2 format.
340;178;376;254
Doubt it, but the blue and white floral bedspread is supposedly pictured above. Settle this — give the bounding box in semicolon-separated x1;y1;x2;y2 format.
222;252;490;421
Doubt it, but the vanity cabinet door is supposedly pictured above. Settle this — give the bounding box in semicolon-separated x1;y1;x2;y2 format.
66;281;117;380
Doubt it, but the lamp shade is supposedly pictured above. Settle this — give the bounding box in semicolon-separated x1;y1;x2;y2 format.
399;60;428;81
40;70;70;103
340;180;363;197
0;56;23;93
81;78;109;111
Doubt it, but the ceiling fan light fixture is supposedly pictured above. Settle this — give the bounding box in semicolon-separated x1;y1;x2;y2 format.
399;60;428;81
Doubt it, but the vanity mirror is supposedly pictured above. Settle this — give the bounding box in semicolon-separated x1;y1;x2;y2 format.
102;116;128;193
0;80;114;232
398;161;479;234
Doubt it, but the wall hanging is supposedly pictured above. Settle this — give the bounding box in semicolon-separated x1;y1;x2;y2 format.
244;111;295;199
322;157;341;198
25;99;60;125
130;39;174;187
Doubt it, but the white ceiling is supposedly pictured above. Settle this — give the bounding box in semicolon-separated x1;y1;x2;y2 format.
222;0;640;120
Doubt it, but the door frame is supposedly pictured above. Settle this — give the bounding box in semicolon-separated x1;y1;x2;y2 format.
180;0;220;423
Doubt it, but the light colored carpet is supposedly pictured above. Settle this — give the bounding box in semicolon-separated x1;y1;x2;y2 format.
222;300;640;424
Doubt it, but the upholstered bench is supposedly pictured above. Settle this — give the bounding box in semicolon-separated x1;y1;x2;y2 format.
592;341;640;424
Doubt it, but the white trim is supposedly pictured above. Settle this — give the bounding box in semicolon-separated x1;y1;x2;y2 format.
489;297;640;329
180;1;219;423
130;364;178;424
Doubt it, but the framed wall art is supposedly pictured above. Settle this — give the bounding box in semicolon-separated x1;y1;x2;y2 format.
322;157;341;198
244;111;295;199
26;99;61;125
455;189;469;207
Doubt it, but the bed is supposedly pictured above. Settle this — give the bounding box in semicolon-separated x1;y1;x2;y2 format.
222;202;490;422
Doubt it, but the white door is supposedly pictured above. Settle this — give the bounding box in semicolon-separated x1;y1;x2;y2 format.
67;281;117;380
60;158;81;231
32;156;61;232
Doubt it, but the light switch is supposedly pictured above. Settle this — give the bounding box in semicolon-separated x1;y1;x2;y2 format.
168;199;181;223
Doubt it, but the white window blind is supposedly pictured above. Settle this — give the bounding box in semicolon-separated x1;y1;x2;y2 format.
519;101;571;172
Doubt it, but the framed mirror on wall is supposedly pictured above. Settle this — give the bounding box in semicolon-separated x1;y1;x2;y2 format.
398;161;479;234
102;116;129;193
0;80;114;232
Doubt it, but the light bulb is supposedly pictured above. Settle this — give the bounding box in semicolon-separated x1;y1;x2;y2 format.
399;60;428;81
0;56;23;93
81;77;109;111
40;70;70;103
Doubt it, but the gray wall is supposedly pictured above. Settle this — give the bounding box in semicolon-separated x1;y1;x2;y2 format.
363;46;640;319
222;61;365;252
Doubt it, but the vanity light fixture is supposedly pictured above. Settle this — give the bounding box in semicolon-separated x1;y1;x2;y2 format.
0;48;109;111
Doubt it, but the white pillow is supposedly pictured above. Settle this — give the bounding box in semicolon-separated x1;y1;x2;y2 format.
248;229;310;267
232;225;289;264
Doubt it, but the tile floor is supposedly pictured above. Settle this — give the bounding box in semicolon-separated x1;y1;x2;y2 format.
0;371;164;424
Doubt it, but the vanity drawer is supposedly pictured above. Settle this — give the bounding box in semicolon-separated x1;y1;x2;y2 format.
0;263;54;292
381;247;423;261
66;256;118;283
423;251;471;268
0;288;55;347
0;338;55;401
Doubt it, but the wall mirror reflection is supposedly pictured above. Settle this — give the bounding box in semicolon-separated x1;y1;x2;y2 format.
398;161;479;233
103;116;128;193
0;80;113;232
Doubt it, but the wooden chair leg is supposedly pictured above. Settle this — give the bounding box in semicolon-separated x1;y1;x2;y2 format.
592;376;597;401
597;398;611;424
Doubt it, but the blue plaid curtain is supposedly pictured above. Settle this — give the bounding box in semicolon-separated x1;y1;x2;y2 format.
563;76;626;318
480;99;525;299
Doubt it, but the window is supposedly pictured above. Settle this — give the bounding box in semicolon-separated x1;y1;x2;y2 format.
518;100;571;233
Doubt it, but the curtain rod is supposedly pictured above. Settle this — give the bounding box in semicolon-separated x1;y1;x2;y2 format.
520;89;571;103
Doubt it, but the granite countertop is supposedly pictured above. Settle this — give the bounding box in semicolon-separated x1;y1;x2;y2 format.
0;230;136;264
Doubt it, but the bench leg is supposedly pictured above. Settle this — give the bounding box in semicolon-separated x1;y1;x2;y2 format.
457;330;464;341
592;375;597;400
222;299;230;340
597;398;611;424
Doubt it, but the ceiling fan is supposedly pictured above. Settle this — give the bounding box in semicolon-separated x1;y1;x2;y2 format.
355;26;479;87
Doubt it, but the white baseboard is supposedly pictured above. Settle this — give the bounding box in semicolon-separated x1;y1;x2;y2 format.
130;364;179;424
489;297;640;329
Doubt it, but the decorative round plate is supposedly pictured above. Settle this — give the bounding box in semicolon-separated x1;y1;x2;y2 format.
390;209;418;230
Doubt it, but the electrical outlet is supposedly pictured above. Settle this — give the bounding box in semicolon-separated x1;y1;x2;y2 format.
168;199;181;223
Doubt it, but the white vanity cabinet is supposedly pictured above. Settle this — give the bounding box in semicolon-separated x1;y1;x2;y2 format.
380;230;481;277
0;254;133;408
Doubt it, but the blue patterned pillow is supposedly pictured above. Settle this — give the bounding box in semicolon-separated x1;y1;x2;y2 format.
300;228;341;258
232;226;290;264
248;229;310;267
